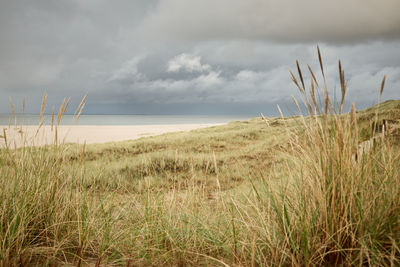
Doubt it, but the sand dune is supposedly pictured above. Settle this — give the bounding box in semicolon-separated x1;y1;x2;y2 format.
0;124;222;148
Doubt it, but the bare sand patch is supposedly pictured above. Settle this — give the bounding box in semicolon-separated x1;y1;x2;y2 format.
0;124;223;148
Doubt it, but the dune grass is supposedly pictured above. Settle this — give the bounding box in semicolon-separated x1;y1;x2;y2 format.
1;49;399;266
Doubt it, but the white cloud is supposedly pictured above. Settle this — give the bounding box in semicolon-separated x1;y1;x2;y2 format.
195;71;222;86
107;56;145;82
167;53;211;73
236;70;263;81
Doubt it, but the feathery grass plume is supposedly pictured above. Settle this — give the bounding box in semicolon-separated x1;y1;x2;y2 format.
73;93;88;121
309;78;318;114
51;106;55;131
35;95;48;138
296;60;306;92
338;60;347;113
290;70;303;93
63;97;70;116
266;46;400;266
76;102;85;121
291;95;301;113
379;75;386;101
9;97;16;128
292;62;314;114
307;64;319;88
324;89;330;115
39;94;47;121
2;128;7;148
318;45;329;115
373;75;387;135
317;45;326;82
73;93;87;121
53;97;68;145
56;98;66;126
290;70;312;114
35;118;45;137
308;63;325;114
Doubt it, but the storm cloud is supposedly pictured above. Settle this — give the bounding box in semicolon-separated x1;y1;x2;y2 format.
0;0;399;115
138;0;400;43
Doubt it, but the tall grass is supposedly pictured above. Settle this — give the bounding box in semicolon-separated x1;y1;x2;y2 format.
0;49;399;266
251;47;400;265
0;96;96;265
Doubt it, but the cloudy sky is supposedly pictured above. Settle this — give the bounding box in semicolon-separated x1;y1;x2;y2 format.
1;0;399;115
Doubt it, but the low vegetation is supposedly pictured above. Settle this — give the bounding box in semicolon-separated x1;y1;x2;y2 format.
1;48;399;266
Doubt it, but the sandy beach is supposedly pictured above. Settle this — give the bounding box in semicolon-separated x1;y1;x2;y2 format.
0;124;222;148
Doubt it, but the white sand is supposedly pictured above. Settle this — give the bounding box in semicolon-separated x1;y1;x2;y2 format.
0;124;222;148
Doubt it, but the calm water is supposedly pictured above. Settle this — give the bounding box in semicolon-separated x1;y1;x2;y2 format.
0;114;252;126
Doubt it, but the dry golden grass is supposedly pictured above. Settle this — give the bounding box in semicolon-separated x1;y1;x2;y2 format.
0;48;399;266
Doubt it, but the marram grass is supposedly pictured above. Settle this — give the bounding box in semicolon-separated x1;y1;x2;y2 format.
1;49;399;266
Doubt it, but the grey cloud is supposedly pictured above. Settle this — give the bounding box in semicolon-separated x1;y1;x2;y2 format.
0;0;157;110
0;1;399;115
138;0;400;44
97;43;400;108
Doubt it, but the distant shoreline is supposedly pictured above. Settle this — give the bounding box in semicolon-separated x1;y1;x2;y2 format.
0;124;224;148
0;114;251;126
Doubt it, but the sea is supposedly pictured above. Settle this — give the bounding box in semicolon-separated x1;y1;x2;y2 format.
0;114;252;126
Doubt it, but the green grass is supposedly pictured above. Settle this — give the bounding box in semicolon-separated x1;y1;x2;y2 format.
1;50;400;266
69;117;296;195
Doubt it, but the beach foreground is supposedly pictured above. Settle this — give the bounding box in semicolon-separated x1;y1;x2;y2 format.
0;123;223;147
1;100;399;266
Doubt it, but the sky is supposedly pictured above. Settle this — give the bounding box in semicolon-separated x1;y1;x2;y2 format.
0;0;400;115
